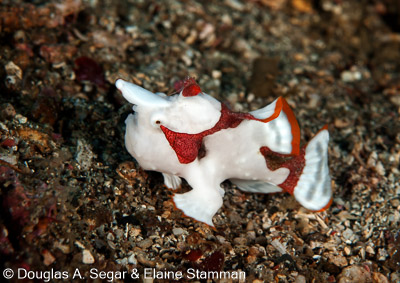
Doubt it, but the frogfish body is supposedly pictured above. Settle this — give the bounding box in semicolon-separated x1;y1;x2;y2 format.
116;77;332;226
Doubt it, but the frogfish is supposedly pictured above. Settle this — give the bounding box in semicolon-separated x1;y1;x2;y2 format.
116;77;332;226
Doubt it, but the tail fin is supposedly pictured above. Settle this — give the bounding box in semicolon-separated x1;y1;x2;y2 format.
232;126;331;211
292;126;332;211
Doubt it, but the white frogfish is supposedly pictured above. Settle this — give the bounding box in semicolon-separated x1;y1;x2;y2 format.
116;77;332;226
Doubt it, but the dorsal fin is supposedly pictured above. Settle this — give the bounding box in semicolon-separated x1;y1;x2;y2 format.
251;97;300;155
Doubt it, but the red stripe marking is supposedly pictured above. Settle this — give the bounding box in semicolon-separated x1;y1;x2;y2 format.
260;145;306;195
161;97;299;164
261;126;330;198
161;104;251;164
281;98;301;155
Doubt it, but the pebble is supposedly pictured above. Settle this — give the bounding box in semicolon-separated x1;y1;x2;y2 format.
54;242;70;254
0;103;16;120
82;249;95;264
172;227;185;236
107;240;116;250
75;139;96;170
74;240;85;249
216;235;228;244
5;61;22;79
247;93;255;103
233;237;247;246
388;210;400;223
377;248;388;261
334;118;350;128
359;247;366;260
365;245;375;255
116;257;128;266
128;253;137;265
390;198;400;207
342;228;354;241
225;0;244;11
337;265;371;283
372;272;389;283
198;22;215;41
375;162;386;176
115;229;124;239
0;154;17;165
15;114;27;124
137;238;153;249
0;122;8;132
181;54;192;66
129;227;141;238
328;254;348;267
390;273;400;282
341;69;362;82
389;95;400;107
307;93;320;108
136;252;156;267
42;250;56;266
185;30;197;45
246;231;256;240
271;239;287;255
294;275;306;283
246;254;257;264
107;232;115;241
211;70;222;79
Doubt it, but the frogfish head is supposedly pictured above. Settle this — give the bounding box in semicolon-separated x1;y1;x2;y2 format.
116;79;222;134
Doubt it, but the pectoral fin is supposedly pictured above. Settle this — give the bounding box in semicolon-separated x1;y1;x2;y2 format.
162;173;182;190
172;184;223;227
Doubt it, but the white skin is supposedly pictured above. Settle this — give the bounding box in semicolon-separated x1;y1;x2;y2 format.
116;79;331;226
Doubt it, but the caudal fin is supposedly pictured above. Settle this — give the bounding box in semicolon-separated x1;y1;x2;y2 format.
292;126;332;211
233;126;331;211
